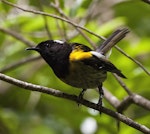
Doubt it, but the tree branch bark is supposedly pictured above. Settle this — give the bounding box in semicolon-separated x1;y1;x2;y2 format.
0;73;150;134
141;0;150;4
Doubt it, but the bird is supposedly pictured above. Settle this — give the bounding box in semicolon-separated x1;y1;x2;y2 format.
26;40;126;107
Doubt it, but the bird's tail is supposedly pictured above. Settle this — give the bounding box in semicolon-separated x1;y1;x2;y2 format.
96;28;129;55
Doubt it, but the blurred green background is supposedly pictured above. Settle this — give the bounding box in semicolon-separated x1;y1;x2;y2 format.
0;0;150;134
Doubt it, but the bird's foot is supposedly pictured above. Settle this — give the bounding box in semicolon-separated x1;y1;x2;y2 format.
98;84;104;114
77;89;87;106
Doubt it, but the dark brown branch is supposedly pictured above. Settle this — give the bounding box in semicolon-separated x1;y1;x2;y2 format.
116;96;133;113
141;0;150;4
0;73;150;134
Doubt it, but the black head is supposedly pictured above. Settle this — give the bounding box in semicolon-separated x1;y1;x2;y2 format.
26;40;73;60
26;40;67;55
26;40;72;77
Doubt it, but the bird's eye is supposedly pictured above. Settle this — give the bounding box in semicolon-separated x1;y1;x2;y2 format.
46;43;50;47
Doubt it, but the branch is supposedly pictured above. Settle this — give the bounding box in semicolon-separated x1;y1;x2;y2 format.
104;88;121;108
0;73;150;134
115;46;150;76
132;93;150;111
113;74;132;95
141;0;150;4
116;93;150;113
0;27;34;47
50;2;96;47
1;0;105;40
38;4;53;39
104;87;150;112
0;56;40;73
116;96;133;113
113;74;150;111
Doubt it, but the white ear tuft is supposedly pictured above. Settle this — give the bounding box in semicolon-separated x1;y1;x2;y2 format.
54;40;64;44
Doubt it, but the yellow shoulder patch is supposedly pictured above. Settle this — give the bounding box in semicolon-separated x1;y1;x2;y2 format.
69;50;92;61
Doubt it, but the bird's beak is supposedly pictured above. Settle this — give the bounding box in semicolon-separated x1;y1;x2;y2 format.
26;47;39;51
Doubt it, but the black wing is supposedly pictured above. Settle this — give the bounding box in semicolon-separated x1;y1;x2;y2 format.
70;43;126;78
82;55;126;78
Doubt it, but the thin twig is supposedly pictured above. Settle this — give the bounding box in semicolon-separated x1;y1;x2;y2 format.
115;46;150;76
113;74;133;95
38;0;53;39
1;0;106;40
0;27;34;47
50;2;96;48
116;96;133;113
0;56;41;73
51;1;69;40
0;73;150;134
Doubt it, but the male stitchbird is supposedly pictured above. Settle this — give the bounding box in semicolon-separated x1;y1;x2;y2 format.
27;40;126;107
